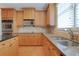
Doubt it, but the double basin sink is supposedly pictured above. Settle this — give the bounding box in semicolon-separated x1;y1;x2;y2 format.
52;36;79;47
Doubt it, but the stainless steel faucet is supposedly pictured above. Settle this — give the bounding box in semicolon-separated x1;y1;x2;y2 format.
64;28;74;40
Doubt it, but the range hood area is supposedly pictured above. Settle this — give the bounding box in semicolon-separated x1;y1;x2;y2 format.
18;19;47;33
23;19;34;27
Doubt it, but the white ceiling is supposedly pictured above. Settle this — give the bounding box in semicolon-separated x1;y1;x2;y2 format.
0;3;48;10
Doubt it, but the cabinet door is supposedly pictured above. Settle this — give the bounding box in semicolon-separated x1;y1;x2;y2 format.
42;36;50;56
24;33;42;45
16;11;23;27
18;34;32;45
74;34;79;41
18;33;43;46
23;8;35;19
31;33;43;45
19;35;25;45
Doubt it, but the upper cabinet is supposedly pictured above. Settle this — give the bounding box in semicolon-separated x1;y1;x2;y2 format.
16;10;23;27
23;8;35;19
1;8;15;20
35;11;46;27
46;4;56;26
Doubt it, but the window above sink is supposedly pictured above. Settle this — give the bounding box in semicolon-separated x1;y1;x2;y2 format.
57;3;79;29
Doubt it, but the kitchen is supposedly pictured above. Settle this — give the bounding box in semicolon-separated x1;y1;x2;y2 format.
0;3;79;56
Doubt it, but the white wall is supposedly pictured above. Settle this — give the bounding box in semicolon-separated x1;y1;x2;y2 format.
0;9;2;40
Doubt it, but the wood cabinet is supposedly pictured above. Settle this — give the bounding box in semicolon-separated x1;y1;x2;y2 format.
46;4;56;32
16;10;23;27
48;42;61;56
42;35;64;56
35;11;46;27
73;34;79;41
0;37;18;56
1;8;17;34
23;8;35;19
46;4;56;26
18;33;43;46
1;8;14;20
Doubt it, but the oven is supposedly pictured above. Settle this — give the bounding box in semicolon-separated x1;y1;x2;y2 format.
2;20;13;40
2;20;13;32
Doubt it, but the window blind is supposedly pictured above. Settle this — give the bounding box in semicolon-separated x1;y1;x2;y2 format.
75;4;79;27
57;3;74;28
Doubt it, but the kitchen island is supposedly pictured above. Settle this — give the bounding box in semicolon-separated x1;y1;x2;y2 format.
17;26;79;56
0;26;79;56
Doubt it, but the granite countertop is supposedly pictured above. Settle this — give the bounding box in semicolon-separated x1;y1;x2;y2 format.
17;27;79;56
17;26;47;33
43;33;79;56
1;26;79;56
0;34;17;42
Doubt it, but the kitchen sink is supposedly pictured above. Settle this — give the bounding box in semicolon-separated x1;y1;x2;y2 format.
71;42;79;46
52;36;79;47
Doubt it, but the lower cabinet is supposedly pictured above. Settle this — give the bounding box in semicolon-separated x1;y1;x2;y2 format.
43;35;64;56
0;34;64;56
74;34;79;41
48;43;62;56
18;33;43;46
0;37;18;56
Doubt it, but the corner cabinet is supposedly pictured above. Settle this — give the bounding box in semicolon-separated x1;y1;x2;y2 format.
0;37;18;56
23;8;35;19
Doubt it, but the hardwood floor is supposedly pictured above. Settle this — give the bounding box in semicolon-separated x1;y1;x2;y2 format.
18;46;48;56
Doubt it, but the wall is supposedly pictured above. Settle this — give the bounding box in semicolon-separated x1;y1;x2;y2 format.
0;9;2;40
35;11;46;27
